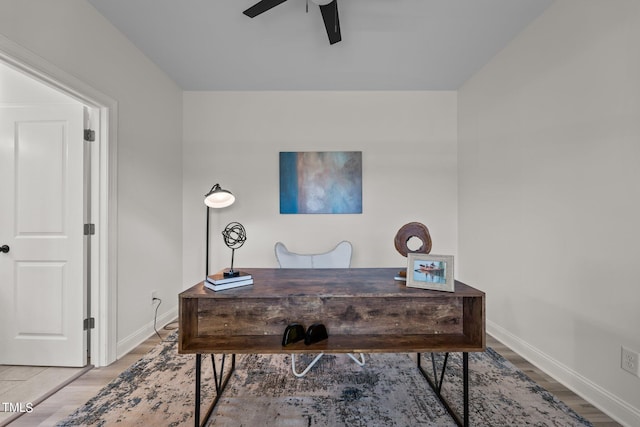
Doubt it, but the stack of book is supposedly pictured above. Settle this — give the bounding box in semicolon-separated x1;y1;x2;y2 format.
204;271;253;291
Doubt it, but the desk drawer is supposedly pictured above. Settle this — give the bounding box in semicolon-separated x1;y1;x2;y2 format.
196;296;464;337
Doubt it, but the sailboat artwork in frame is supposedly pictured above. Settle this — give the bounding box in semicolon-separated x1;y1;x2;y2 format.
279;151;363;214
406;253;455;292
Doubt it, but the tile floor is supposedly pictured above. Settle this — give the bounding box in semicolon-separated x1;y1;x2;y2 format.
0;365;89;426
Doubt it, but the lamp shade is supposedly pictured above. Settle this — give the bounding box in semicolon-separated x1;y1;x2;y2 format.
204;184;235;208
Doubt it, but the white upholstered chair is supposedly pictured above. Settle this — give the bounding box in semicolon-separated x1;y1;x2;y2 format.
274;241;365;377
274;240;352;269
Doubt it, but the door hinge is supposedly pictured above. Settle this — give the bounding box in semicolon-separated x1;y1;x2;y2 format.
84;129;95;142
84;223;95;235
83;317;95;330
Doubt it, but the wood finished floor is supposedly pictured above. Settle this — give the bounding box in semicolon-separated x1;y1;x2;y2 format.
486;335;621;427
4;329;621;426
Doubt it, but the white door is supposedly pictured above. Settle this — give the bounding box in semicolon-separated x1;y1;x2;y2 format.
0;104;86;367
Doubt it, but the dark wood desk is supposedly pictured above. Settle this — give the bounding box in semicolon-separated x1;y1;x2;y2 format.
179;268;485;426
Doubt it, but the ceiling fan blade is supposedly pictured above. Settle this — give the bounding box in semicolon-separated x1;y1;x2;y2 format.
243;0;289;18
319;0;341;44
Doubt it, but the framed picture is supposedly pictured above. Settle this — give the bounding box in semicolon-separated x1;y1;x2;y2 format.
406;253;455;292
279;151;362;214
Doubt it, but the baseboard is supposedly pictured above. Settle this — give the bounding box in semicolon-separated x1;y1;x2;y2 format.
116;305;178;360
487;321;640;427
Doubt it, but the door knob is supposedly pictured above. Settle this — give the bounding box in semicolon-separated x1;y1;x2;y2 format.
0;245;9;253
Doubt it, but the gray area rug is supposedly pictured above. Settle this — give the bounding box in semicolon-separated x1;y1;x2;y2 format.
58;333;592;426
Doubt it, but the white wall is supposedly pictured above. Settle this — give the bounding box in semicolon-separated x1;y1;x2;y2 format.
0;0;183;357
182;91;458;287
458;1;640;425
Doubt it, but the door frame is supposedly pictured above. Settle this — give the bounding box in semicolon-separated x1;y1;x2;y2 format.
0;34;118;367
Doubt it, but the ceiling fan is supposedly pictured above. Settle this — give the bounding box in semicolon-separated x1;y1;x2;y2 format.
243;0;341;45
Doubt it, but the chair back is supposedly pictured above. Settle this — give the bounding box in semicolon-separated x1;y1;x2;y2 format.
275;241;352;268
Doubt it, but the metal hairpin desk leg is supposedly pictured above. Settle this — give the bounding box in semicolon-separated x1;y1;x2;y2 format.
194;353;236;427
418;352;469;427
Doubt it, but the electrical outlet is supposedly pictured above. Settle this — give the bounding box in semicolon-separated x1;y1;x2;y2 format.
621;346;640;377
151;290;158;305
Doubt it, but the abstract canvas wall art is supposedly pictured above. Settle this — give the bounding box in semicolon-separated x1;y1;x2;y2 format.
280;151;362;214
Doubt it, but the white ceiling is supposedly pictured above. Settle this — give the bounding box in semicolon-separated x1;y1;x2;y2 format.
87;0;554;91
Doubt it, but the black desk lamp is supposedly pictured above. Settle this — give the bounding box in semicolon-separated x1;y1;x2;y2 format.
204;184;235;277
